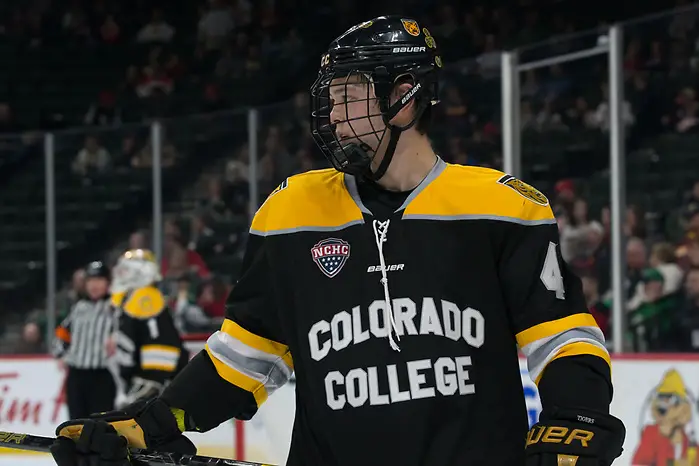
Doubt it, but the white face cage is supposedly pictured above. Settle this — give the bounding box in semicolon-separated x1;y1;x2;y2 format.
110;257;161;294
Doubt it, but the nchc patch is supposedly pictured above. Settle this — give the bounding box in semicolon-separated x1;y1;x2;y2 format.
401;19;420;36
311;238;351;278
497;175;549;206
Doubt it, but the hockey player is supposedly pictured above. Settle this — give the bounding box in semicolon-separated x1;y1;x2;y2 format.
50;16;625;466
109;249;188;408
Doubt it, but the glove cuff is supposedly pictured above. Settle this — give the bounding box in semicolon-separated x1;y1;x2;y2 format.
131;398;183;446
527;407;626;465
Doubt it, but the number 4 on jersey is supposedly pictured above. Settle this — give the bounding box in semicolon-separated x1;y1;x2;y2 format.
540;242;565;300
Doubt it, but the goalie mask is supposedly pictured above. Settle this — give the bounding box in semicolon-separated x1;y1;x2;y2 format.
110;248;161;294
310;16;441;181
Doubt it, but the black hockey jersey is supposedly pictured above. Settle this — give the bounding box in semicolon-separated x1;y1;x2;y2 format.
112;286;188;390
204;159;611;466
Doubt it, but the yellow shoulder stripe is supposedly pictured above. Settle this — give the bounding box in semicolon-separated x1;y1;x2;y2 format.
122;287;165;319
250;169;363;236
516;313;599;348
404;164;555;223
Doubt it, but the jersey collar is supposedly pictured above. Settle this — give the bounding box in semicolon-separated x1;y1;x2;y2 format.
343;156;446;216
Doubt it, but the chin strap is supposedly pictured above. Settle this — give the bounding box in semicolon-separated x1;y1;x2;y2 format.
367;127;401;181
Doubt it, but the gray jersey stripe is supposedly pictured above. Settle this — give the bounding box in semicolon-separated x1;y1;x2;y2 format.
207;332;292;394
522;327;608;382
401;214;557;226
250;219;364;237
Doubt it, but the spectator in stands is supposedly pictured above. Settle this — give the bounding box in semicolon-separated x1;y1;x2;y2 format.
99;14;121;44
188;213;218;257
198;0;235;50
675;266;699;351
129;231;149;250
131;133;178;168
440;86;470;132
84;91;121;127
559;198;603;263
628;268;681;351
14;322;45;354
552;179;576;216
648;242;685;296
664;87;699;133
117;134;139;167
161;228;210;282
589;83;635;131
72;135;111;176
626;237;648;301
682;180;699;219
136;8;175;44
170;272;215;333
197;177;231;221
564;96;596;130
197;276;228;321
61;2;91;42
224;160;250;215
625;205;647;239
684;204;699;241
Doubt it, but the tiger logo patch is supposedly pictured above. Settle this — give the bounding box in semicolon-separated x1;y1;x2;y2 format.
401;19;420;37
497;175;549;207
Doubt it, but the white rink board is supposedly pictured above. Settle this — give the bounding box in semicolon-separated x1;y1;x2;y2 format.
1;352;698;466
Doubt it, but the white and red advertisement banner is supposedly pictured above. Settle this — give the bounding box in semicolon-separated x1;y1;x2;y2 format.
1;351;698;466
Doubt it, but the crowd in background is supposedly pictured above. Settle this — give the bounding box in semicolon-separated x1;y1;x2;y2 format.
5;0;699;353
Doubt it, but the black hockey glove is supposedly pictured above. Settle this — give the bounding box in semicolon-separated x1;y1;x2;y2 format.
52;398;196;466
51;421;130;466
525;407;625;466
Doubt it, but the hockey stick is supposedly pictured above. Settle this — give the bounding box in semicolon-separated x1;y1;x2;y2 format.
0;431;274;466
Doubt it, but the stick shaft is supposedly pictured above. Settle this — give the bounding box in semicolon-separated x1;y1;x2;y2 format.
0;431;272;466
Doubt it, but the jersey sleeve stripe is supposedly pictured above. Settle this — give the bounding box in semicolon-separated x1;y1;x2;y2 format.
515;313;598;347
206;331;293;407
221;319;292;360
141;344;180;355
141;345;180;371
142;361;178;371
520;326;609;383
206;345;269;406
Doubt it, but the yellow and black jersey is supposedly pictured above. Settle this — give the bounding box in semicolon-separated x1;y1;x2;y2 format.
112;285;187;386
162;158;611;466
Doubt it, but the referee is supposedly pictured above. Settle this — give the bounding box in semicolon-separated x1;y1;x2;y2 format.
53;261;116;419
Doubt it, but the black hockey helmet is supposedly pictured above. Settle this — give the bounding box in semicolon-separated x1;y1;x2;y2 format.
310;16;442;180
85;261;110;280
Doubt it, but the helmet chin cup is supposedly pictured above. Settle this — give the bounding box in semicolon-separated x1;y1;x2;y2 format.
332;142;374;177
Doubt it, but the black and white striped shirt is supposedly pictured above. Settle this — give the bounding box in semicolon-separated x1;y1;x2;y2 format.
53;298;115;369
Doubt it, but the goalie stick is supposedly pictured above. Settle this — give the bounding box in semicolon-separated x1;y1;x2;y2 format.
0;431;274;466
